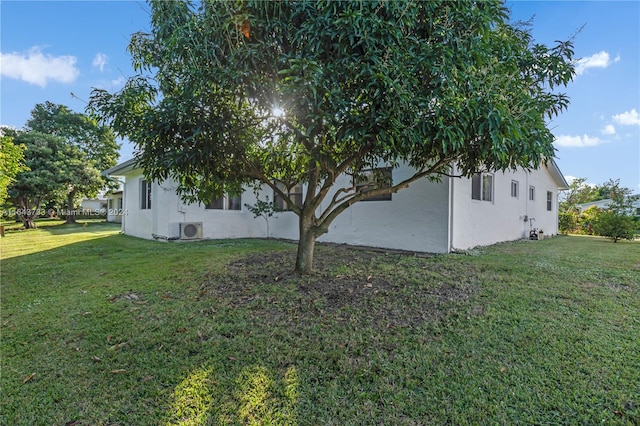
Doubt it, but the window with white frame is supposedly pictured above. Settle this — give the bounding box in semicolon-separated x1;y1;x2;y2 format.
355;168;392;201
206;194;241;210
511;180;519;198
529;186;535;201
547;191;553;211
274;182;303;211
471;173;493;202
140;179;151;210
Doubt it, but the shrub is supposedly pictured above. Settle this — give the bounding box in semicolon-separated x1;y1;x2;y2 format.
559;211;578;234
593;210;635;242
578;206;600;235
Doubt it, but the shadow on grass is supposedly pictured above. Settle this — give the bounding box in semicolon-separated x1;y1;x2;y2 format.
1;218;119;236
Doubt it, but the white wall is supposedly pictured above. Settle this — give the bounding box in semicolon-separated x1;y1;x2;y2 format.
159;181;299;241
106;193;123;223
120;171;153;239
317;167;451;253
451;166;562;250
81;199;106;212
116;163;562;253
116;175;299;241
117;166;451;252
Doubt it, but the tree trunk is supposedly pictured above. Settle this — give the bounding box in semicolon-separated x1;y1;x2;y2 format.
22;216;36;229
65;189;77;224
295;214;317;274
19;198;39;229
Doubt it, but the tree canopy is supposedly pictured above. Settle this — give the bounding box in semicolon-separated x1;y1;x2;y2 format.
89;0;575;272
593;180;636;243
0;130;28;205
8;131;96;228
27;102;119;171
25;102;119;223
559;177;598;212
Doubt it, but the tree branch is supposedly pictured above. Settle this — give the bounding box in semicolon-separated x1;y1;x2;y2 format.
317;157;451;227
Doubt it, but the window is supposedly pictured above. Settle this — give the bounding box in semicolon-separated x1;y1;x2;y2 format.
547;191;553;211
471;173;493;202
227;195;242;211
511;180;519;198
529;186;535;201
274;183;303;211
206;194;241;210
355;168;392;201
140;179;151;210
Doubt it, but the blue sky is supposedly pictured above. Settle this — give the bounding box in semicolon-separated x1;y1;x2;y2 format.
1;1;639;191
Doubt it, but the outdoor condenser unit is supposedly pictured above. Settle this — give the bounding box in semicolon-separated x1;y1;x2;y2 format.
179;222;203;240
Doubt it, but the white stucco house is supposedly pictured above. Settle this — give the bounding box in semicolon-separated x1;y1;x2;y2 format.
103;159;568;253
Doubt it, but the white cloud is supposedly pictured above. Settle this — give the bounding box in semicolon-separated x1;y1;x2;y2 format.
554;134;605;148
0;47;79;87
564;176;598;188
564;175;578;185
110;76;126;87
92;53;108;71
612;109;640;126
601;124;616;135
575;51;617;75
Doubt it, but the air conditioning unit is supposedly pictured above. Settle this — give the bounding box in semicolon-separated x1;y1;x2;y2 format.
179;222;203;240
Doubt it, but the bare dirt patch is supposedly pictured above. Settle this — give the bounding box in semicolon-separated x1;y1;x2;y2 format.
199;244;479;328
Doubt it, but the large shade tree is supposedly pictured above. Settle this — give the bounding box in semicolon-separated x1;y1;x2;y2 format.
8;132;97;228
26;102;119;223
0;129;28;206
89;0;575;272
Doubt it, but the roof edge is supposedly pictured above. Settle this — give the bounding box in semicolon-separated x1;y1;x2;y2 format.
548;158;569;190
103;158;139;176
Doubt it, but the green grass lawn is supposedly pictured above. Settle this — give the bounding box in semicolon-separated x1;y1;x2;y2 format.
1;221;638;425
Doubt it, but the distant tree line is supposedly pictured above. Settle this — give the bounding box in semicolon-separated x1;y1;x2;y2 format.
1;102;119;228
559;178;638;242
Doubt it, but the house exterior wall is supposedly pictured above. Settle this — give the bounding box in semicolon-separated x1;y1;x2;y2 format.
576;197;640;214
114;165;451;252
106;193;123;223
114;172;300;241
156;182;299;241
317;166;451;253
450;166;562;250
119;170;153;239
111;161;564;253
80;199;107;213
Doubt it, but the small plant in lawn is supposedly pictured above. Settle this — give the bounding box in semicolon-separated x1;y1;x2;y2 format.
245;193;279;238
